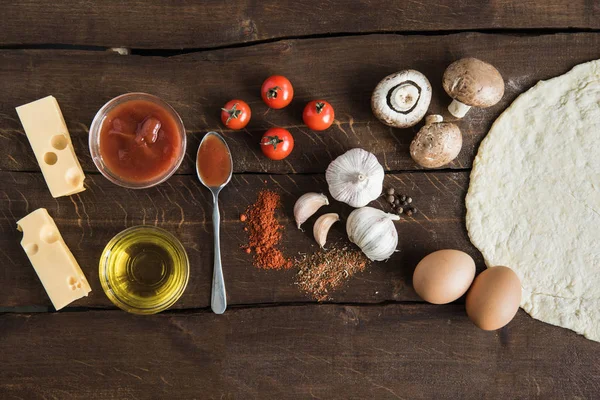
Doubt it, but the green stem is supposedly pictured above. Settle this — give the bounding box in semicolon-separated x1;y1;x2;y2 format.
316;102;325;114
261;135;284;150
267;86;281;99
221;103;242;124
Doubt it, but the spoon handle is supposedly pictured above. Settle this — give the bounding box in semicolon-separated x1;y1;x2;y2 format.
211;192;227;314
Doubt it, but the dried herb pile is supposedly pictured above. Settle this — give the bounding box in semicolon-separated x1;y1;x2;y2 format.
295;246;370;301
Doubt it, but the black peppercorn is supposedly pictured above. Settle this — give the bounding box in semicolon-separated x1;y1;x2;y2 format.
400;195;407;202
386;188;395;195
394;199;400;206
396;207;404;214
386;195;395;203
407;197;413;204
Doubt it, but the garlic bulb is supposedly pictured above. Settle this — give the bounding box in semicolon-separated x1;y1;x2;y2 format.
313;213;340;249
346;207;399;261
294;192;329;230
326;148;384;208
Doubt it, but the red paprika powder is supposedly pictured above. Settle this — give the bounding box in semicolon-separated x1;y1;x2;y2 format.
242;190;292;270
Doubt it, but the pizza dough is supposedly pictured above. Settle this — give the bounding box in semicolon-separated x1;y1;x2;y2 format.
466;59;600;341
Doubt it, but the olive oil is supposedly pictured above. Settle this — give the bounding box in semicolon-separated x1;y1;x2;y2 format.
100;226;189;314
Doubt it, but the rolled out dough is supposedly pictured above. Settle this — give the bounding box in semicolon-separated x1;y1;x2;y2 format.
466;59;600;341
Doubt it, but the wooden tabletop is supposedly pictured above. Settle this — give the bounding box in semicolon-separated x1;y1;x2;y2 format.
1;1;599;399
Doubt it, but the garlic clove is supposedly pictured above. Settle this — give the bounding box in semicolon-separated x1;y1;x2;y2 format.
294;192;329;230
313;213;340;249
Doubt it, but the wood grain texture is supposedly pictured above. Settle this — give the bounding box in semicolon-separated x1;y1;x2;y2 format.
1;4;599;398
1;305;599;399
1;0;599;49
1;33;599;174
0;170;474;309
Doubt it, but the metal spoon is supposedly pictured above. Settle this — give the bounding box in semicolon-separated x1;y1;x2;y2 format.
196;132;233;314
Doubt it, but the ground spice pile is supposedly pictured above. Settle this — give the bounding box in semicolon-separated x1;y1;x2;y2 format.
296;246;370;301
242;189;292;270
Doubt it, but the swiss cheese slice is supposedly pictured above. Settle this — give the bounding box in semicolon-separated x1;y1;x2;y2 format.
16;96;85;198
17;208;91;310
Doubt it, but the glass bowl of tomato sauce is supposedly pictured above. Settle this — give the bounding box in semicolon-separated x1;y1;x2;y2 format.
89;93;186;189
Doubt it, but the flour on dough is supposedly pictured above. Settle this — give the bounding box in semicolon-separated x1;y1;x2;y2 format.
466;59;600;341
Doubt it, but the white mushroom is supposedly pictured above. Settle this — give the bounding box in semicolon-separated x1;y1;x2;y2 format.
371;70;432;128
410;115;462;168
443;58;505;118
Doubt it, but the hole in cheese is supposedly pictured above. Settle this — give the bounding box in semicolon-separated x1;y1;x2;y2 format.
40;225;59;244
24;243;39;256
44;152;58;165
51;135;68;150
65;167;82;187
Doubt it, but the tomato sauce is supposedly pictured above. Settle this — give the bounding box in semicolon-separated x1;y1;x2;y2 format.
197;134;232;187
99;100;183;183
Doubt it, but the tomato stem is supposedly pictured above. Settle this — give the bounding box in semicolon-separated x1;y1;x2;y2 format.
315;102;325;114
266;86;281;99
221;103;242;124
261;135;284;150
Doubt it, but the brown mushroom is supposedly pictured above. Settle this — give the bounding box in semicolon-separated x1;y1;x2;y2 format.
410;115;462;168
442;58;505;118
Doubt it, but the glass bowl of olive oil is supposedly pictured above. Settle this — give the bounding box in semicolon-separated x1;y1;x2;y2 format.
99;226;189;315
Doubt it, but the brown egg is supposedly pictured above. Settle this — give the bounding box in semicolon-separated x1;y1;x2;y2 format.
466;266;522;331
412;249;476;304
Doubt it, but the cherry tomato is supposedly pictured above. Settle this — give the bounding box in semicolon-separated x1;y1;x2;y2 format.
260;128;294;160
261;75;294;109
221;100;251;130
303;100;335;131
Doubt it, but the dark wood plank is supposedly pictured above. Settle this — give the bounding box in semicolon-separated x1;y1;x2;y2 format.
1;304;599;399
1;33;599;174
0;170;473;309
2;1;599;49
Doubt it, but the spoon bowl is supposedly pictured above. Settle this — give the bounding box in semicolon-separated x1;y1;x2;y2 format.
196;132;233;314
196;132;233;190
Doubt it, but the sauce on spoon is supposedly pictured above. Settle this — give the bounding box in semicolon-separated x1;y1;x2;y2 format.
197;134;232;187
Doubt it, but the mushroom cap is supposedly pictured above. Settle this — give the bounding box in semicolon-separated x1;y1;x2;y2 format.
442;58;505;108
371;70;432;128
410;116;462;168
